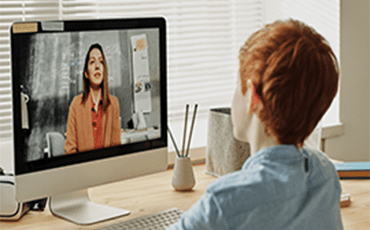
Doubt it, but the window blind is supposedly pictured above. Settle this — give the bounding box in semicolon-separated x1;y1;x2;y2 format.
93;0;263;119
0;0;263;142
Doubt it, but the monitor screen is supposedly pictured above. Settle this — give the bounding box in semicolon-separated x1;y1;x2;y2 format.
11;18;167;174
11;18;168;224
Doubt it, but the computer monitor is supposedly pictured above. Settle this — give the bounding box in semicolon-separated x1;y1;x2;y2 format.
10;17;168;224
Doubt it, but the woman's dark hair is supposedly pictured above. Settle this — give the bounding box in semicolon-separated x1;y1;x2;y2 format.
82;43;110;111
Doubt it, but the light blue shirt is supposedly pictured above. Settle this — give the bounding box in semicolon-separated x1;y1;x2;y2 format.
168;145;343;230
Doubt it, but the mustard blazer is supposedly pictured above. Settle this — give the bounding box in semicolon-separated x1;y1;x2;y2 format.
64;93;121;154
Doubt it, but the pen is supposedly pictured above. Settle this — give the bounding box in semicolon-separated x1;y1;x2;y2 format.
167;127;181;157
181;104;189;157
185;104;198;157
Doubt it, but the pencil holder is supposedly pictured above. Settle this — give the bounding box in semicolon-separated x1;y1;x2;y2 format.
172;156;196;191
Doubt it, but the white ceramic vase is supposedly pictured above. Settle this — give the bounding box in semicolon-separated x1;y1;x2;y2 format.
172;156;196;191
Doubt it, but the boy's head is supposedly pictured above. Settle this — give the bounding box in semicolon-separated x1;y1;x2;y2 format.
236;19;339;147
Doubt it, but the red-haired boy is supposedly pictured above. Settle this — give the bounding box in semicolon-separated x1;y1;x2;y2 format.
169;19;342;230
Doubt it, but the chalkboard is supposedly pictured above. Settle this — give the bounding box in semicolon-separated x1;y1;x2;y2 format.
19;33;71;161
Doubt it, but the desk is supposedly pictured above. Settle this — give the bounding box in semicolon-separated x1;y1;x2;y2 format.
1;164;369;230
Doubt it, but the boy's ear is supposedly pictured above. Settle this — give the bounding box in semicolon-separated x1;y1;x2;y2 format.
246;79;260;114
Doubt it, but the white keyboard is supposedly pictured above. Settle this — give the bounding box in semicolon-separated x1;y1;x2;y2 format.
96;208;183;230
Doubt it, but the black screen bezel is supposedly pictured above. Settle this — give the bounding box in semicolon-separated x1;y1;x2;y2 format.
11;17;168;175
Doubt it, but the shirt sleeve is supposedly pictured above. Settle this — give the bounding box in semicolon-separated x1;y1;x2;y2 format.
167;192;228;230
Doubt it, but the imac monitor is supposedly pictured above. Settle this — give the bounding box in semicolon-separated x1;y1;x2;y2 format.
10;17;167;224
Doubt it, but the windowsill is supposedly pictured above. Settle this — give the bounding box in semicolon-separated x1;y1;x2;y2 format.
168;123;345;166
167;147;207;168
321;123;345;139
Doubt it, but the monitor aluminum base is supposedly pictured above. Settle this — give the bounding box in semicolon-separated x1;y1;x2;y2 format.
49;189;130;225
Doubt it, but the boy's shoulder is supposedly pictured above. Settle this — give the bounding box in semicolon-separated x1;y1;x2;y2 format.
206;145;339;209
301;146;339;185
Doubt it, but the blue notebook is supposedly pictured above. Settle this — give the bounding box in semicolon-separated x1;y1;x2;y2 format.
333;162;370;179
334;162;370;171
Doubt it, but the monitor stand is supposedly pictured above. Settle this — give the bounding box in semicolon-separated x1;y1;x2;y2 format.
49;189;130;225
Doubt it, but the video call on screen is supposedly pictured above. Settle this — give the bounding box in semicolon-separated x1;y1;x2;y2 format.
15;28;162;162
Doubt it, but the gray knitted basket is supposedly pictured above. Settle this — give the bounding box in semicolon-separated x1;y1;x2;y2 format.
206;108;250;177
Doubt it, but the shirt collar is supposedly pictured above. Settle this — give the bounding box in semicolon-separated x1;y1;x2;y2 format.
90;92;102;113
89;92;102;106
242;144;304;170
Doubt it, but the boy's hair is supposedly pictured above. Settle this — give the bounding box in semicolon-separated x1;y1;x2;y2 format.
239;19;339;147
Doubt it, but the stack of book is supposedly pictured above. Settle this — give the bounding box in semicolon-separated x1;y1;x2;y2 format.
333;161;370;179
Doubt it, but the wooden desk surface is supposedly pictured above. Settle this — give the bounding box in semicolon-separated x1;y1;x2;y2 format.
1;164;369;230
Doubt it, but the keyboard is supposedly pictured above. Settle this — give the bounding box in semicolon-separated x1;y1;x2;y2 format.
96;208;183;230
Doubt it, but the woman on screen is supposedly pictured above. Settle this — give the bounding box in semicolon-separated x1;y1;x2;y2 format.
64;43;121;154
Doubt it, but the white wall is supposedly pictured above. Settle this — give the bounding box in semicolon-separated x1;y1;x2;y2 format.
325;0;370;161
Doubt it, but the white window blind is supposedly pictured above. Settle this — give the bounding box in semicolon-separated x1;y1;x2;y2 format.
0;0;263;142
92;0;263;120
